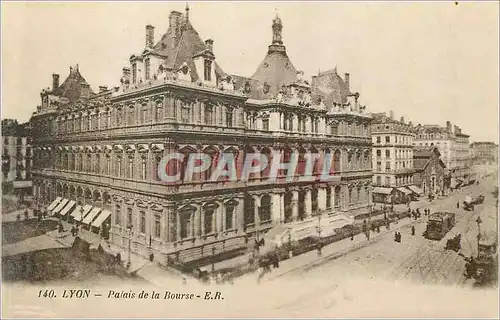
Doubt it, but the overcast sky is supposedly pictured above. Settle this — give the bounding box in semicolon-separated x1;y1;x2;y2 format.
2;1;498;143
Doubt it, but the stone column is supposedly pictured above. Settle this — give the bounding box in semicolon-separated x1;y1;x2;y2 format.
166;203;176;242
271;193;281;223
292;190;299;221
318;188;326;211
305;189;312;217
236;199;245;232
254;197;260;230
280;193;285;223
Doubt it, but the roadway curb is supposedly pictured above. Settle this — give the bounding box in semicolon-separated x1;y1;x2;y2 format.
265;217;424;282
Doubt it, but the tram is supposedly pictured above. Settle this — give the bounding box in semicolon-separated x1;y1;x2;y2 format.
423;212;456;240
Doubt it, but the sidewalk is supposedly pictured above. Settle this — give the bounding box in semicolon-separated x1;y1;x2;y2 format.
236;188;475;284
46;220;189;285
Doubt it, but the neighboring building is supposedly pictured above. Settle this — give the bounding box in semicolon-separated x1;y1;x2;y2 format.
30;7;372;265
370;111;416;203
413;146;446;197
2;119;33;200
413;121;471;188
470;142;498;165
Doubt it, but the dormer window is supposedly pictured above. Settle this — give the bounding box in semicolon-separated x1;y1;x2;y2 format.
132;62;137;84
204;59;212;81
145;58;150;80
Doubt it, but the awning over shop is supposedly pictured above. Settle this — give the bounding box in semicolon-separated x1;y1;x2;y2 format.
397;187;412;195
407;185;424;195
72;205;93;221
70;205;83;219
60;200;76;217
47;197;62;211
82;207;102;225
52;198;69;215
373;187;393;195
91;210;111;228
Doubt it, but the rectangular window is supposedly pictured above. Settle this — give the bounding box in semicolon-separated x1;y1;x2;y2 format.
140;211;146;233
128;157;134;179
127;208;132;228
385;161;391;171
106;156;111;175
181;107;190;123
204;59;212;81
204;107;213;125
132;63;137;83
141;158;147;180
225;205;234;230
376;161;382;172
376;136;381;144
154;214;161;238
226;109;233;127
262;119;269;131
145;59;150;80
385;150;390;158
115;205;121;226
376;150;381;158
385;136;390;143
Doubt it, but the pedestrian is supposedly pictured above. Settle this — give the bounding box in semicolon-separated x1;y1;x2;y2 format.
411;225;415;236
398;232;402;243
394;231;398;242
456;202;460;209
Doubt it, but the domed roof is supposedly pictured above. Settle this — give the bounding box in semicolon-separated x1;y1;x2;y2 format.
311;68;351;105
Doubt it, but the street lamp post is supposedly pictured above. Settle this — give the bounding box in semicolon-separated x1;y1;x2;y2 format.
211;246;216;272
316;213;322;257
476;216;482;258
126;223;133;269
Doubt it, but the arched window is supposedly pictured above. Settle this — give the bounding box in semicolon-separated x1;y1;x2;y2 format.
260;194;272;222
155;101;163;122
333;150;341;173
334;186;341;208
244;194;255;228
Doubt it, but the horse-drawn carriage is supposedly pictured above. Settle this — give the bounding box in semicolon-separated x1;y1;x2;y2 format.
445;234;462;252
464;234;498;285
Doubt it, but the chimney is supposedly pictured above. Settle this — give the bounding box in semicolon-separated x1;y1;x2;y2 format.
400;116;405;123
389;110;394;120
409;121;413;127
80;84;91;98
122;67;131;81
52;74;60;91
169;11;183;41
446;121;452;133
99;86;108;93
145;25;155;48
205;39;214;52
344;73;350;90
454;125;459;134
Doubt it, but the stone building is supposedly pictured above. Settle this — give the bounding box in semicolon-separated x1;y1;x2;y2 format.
2;119;33;200
413;121;471;188
370;111;419;204
30;7;373;265
470;142;498;165
412;146;446;197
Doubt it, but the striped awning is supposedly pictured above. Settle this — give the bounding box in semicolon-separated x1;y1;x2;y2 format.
82;207;102;225
47;197;61;211
72;205;93;221
397;187;412;195
407;185;424;195
60;200;76;217
373;187;393;195
91;210;112;228
52;198;69;215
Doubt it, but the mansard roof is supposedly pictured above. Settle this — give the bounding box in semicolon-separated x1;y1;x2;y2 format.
147;9;225;82
52;65;94;102
311;68;352;105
